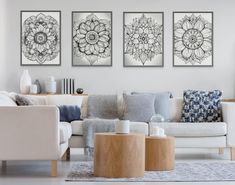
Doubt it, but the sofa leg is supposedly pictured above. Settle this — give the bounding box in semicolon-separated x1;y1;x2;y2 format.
219;148;224;155
62;148;70;161
51;160;57;177
231;148;235;160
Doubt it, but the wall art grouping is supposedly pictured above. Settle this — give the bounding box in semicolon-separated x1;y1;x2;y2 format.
20;11;214;67
123;12;164;67
72;11;112;66
173;12;213;67
21;11;61;66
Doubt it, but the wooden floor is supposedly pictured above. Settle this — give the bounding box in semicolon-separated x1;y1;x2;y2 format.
0;148;235;185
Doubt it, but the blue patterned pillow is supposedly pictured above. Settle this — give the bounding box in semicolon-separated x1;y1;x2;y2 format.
181;90;222;122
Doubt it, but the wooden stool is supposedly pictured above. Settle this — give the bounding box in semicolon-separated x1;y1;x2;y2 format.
145;136;175;171
94;133;145;178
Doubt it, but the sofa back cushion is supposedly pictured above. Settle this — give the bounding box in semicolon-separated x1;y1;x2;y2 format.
169;98;184;122
0;92;17;106
123;93;155;122
15;95;33;106
87;95;119;119
46;95;83;107
132;92;172;121
23;95;47;105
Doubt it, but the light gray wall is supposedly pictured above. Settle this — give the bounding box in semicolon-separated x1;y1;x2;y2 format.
0;0;7;89
1;0;235;97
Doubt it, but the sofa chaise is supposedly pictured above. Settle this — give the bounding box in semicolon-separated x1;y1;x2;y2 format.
0;92;72;176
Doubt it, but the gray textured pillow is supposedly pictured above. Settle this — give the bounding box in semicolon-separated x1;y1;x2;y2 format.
123;94;155;122
132;92;172;121
15;95;33;106
87;95;119;119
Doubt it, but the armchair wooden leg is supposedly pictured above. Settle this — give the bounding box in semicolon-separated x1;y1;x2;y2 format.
231;148;235;160
62;148;70;161
219;148;224;155
51;160;57;177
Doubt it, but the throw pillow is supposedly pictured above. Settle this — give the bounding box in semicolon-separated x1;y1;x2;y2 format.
87;95;119;119
123;93;155;122
58;105;81;122
181;90;222;122
131;92;172;121
0;92;17;106
15;95;33;106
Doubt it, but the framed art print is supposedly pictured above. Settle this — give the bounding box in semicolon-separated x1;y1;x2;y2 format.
72;11;112;66
173;12;213;67
21;11;61;66
123;12;164;67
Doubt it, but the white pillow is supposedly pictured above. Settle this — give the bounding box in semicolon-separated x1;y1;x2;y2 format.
46;95;83;107
0;92;17;106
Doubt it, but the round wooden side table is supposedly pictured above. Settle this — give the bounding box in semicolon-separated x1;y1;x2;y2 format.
94;133;145;178
145;136;175;171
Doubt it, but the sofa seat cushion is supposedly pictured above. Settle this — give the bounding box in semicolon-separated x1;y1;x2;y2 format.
71;120;83;135
60;122;72;144
150;122;227;137
70;120;148;136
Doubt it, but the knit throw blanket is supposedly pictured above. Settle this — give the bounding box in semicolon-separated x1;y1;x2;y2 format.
82;118;117;156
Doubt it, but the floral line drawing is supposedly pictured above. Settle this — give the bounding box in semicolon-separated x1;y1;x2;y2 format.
174;13;212;65
22;12;60;64
124;13;163;65
73;13;112;66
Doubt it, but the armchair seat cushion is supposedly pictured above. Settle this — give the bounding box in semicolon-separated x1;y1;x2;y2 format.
71;120;83;135
60;122;72;144
151;122;227;137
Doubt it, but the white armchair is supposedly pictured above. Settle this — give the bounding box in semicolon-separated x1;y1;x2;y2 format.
0;106;71;176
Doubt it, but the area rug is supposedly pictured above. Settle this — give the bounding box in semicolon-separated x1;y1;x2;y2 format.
66;161;235;182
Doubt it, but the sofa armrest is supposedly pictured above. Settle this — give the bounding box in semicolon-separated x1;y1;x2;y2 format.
0;106;60;160
221;102;235;147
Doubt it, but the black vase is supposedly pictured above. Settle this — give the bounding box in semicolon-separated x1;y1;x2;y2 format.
76;88;84;94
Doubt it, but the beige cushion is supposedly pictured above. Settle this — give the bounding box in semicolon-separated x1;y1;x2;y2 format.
46;95;83;106
169;98;183;122
150;122;227;137
71;120;83;135
70;120;148;136
60;122;72;144
80;96;88;119
23;95;47;105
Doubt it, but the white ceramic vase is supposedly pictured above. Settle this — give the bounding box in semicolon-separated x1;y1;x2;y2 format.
45;76;57;94
20;69;32;94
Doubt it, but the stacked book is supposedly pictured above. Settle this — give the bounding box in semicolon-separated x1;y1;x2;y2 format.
61;78;75;94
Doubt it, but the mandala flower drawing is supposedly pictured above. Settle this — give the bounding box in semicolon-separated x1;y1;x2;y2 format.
22;13;60;64
124;13;163;66
174;13;212;65
73;13;112;66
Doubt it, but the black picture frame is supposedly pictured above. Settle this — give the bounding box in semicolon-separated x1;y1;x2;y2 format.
123;12;164;67
173;11;214;67
20;10;61;66
72;11;113;67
